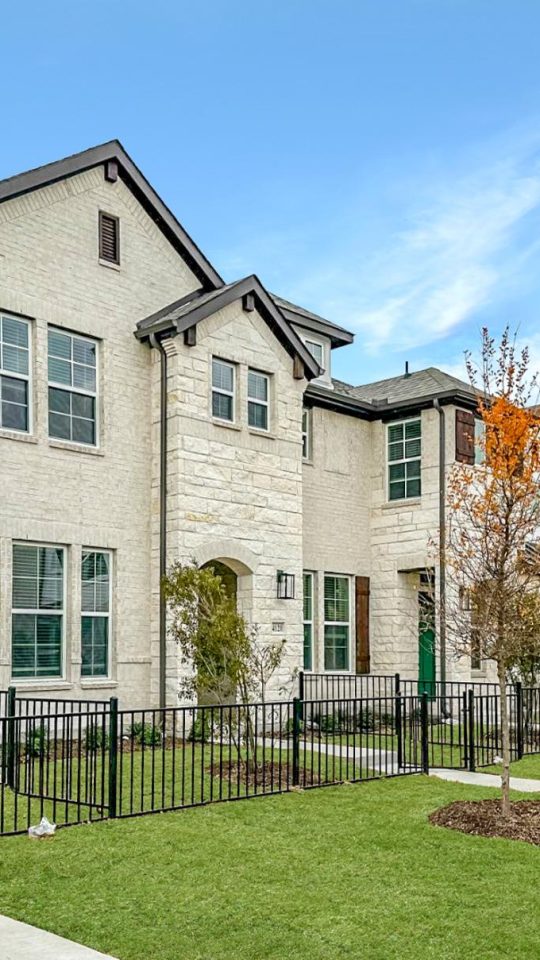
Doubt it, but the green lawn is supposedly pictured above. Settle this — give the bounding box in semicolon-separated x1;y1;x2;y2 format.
0;776;539;960
483;754;540;779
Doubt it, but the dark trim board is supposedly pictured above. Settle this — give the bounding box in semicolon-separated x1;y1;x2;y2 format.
307;384;480;421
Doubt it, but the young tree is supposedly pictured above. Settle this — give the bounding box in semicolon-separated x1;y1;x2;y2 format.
162;561;287;752
445;328;540;814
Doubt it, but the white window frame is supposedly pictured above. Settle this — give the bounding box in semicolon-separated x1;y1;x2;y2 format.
323;573;352;673
387;417;422;502
211;357;235;424
0;312;32;435
11;542;66;682
48;326;99;447
303;571;314;671
304;337;325;372
81;549;112;679
474;417;485;465
247;368;270;432
302;408;312;461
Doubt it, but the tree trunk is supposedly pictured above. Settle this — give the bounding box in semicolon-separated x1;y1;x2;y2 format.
497;661;511;817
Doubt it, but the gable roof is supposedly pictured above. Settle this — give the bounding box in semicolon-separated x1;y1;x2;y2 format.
271;294;354;348
0;140;223;290
136;274;321;380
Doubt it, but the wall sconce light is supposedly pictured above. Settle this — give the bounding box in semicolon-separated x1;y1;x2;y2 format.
277;570;295;600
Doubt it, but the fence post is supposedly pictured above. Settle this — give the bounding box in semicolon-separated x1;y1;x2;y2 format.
467;689;476;773
394;673;401;695
420;692;429;774
298;671;304;721
108;697;119;819
462;691;468;770
395;693;403;769
6;686;16;790
516;682;524;760
292;697;301;787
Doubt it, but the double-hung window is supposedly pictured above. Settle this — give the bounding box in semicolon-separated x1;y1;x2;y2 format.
81;551;111;677
388;418;421;501
0;313;30;432
48;328;98;445
247;369;270;431
324;575;350;671
303;572;314;670
12;544;64;679
211;358;235;422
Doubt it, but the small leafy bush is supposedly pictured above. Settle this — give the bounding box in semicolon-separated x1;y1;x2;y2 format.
128;722;162;746
84;724;109;751
25;724;48;758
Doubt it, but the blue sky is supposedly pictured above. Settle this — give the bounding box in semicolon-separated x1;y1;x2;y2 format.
3;0;540;385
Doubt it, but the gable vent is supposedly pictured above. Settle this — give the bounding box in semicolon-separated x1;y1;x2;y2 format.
99;211;120;264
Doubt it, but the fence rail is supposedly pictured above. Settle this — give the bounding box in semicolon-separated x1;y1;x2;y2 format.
1;684;539;837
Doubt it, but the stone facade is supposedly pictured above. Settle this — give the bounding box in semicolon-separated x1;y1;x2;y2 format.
0;149;486;708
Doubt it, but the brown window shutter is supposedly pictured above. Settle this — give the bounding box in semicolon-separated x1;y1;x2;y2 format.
99;212;120;264
355;576;370;674
455;409;475;464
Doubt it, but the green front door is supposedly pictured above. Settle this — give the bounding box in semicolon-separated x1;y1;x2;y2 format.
418;591;436;698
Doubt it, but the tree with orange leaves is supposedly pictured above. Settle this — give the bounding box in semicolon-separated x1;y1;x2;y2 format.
445;327;540;815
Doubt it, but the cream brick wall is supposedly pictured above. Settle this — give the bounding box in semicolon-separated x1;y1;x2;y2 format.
0;169;200;705
153;299;306;704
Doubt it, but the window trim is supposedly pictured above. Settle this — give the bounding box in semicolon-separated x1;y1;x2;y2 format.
0;311;32;436
81;549;112;679
11;541;66;682
303;571;314;671
47;326;99;448
211;357;236;424
386;416;422;502
98;210;120;266
302;407;312;461
247;367;270;432
323;573;352;673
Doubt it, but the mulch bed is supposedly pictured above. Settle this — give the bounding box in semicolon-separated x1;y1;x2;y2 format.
429;800;540;845
207;759;321;786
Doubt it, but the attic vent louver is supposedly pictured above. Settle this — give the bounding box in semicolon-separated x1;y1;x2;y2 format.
99;211;120;264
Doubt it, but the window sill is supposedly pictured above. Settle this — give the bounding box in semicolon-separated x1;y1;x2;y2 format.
98;258;121;272
80;679;117;689
211;418;241;432
49;439;104;456
11;680;73;692
0;429;38;445
381;497;422;510
248;428;275;440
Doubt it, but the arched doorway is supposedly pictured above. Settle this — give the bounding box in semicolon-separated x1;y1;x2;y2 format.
201;560;238;604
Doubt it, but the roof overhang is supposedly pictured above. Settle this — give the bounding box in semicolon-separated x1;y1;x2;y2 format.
306;385;480;421
0;140;223;291
136;274;321;380
272;296;354;349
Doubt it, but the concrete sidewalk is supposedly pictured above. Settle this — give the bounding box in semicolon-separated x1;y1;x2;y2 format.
429;768;540;792
1;915;118;960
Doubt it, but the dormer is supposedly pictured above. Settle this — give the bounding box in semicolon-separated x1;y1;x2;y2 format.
271;294;354;388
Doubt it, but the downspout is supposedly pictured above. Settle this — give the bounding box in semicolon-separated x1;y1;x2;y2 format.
149;333;168;709
433;398;447;711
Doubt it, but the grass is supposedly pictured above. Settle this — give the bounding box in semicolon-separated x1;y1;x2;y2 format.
483;754;540;779
0;776;539;960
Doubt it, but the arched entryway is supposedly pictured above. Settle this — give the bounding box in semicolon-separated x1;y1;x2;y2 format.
201;560;238;603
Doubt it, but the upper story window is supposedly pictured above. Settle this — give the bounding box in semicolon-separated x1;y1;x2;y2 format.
48;328;98;446
99;211;120;265
388;418;421;501
81;550;111;678
211;358;235;422
0;313;30;433
305;338;324;371
247;369;270;431
302;408;312;460
12;543;64;679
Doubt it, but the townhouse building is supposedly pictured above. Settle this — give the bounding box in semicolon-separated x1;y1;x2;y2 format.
0;141;485;707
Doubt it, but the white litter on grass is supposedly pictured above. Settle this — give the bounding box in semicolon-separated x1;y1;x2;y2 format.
28;816;56;838
493;756;503;764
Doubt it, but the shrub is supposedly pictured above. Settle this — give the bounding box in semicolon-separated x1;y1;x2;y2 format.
84;724;109;751
128;722;162;746
25;724;48;758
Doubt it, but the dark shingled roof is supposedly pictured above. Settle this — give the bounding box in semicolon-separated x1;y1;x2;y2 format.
332;367;478;405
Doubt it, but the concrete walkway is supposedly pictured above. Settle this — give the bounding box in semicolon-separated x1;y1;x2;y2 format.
1;915;118;960
429;768;540;793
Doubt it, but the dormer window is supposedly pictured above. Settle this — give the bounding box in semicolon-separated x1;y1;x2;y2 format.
305;339;324;370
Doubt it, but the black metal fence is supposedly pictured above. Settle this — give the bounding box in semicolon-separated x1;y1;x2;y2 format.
1;682;539;837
